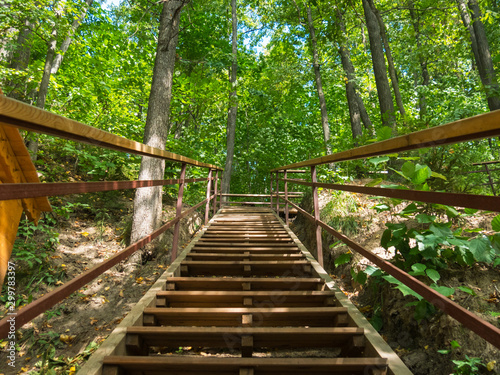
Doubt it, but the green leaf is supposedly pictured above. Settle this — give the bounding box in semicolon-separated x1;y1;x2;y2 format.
426;269;441;283
373;203;390;212
411;263;427;274
400;203;419;215
457;286;476;296
492;215;500;232
431;284;455;297
411;165;432;185
416;214;436;223
401;161;415;179
431;171;447;180
469;237;495;263
494;258;500;267
376;126;393;141
381;229;392;249
334;253;351;267
464;208;479;215
383;275;423;300
365;178;383;187
364;265;382;277
368;156;390;166
450;340;461;349
444;206;460;219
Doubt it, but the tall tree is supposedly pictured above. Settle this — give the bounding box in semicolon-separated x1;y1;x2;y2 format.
221;0;238;199
362;0;396;130
456;0;500;111
130;0;190;257
305;4;331;155
408;1;430;120
28;0;94;159
332;6;373;140
368;0;405;117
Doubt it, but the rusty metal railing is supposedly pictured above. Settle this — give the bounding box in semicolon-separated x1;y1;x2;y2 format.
0;95;222;338
271;109;500;350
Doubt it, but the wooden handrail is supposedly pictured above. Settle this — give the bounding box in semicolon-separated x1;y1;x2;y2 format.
0;96;221;170
272;109;500;171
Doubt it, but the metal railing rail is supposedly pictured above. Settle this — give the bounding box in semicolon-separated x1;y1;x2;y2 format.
0;96;222;339
271;110;500;349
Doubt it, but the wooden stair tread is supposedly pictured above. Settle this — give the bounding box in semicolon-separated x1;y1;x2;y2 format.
103;356;388;374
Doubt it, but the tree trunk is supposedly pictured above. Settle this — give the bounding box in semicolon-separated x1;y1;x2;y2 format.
409;2;430;120
30;0;93;160
368;0;405;117
362;0;396;131
221;0;238;201
7;20;33;100
51;0;94;75
468;0;500;110
306;6;331;155
129;0;188;258
334;8;373;140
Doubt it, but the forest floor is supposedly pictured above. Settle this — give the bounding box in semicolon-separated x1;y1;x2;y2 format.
290;181;500;375
0;192;203;375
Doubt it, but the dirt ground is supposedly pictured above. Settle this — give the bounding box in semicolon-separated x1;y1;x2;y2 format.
0;194;203;375
290;184;500;375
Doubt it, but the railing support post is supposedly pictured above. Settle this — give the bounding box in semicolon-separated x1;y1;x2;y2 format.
171;163;187;261
269;174;273;211
205;169;213;225
213;169;219;215
311;165;323;266
284;169;289;225
275;171;280;214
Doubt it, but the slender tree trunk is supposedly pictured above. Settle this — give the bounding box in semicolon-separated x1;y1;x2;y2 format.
306;6;331;155
51;0;94;74
362;0;396;131
130;0;188;257
29;0;93;160
409;2;430;120
7;20;33;99
468;0;500;110
368;0;405;117
221;0;238;201
334;8;373;139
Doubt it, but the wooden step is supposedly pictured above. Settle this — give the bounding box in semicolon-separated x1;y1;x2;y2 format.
155;290;337;308
180;260;312;277
185;253;305;261
164;277;326;291
125;327;366;356
193;242;298;248
197;237;294;243
102;357;388;375
142;307;349;327
191;247;302;254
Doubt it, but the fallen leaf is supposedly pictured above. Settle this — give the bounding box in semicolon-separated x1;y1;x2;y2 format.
60;334;76;344
487;361;496;371
136;277;144;284
81;232;89;237
90;318;98;325
119;290;124;297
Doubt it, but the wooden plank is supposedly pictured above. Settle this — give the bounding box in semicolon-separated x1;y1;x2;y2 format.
103;356;388;374
272;109;500;171
143;307;349;327
164;277;324;291
154;290;337;307
126;326;365;349
0;96;221;170
184;253;304;261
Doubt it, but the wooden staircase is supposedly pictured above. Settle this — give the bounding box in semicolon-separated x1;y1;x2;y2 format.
82;207;411;375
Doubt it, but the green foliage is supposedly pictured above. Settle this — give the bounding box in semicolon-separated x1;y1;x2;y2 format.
321;192;364;236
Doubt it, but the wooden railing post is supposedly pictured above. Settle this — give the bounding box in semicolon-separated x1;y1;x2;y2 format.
275;171;280;213
284;169;289;225
171;163;187;261
269;174;273;211
311;165;323;266
213;169;219;215
205;169;213;225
